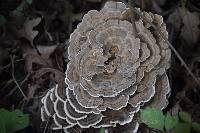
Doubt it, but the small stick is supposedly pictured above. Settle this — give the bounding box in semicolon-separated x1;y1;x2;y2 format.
10;55;29;100
5;73;30;98
2;59;24;69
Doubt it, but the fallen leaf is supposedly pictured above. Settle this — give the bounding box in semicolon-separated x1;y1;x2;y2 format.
167;7;200;44
20;42;57;72
18;17;41;46
180;9;200;44
33;67;65;87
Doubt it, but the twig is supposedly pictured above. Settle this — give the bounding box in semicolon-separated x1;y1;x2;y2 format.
45;31;53;41
10;55;29;100
5;73;30;98
2;59;24;69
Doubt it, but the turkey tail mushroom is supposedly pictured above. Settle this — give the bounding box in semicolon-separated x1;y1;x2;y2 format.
41;1;171;133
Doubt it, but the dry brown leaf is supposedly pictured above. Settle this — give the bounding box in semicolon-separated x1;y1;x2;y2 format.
18;17;42;46
22;44;57;73
167;7;200;44
33;68;65;86
181;10;200;44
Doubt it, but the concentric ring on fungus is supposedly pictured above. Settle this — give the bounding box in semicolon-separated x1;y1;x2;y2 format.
41;1;171;133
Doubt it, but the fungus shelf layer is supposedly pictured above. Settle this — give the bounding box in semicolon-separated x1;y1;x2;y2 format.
41;1;171;132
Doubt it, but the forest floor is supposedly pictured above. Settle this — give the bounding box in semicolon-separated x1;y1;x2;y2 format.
0;0;200;133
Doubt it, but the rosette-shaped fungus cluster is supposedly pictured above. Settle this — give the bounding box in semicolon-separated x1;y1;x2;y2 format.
41;1;171;132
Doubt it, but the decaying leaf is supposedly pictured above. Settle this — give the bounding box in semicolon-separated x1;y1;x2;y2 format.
41;1;171;133
21;43;65;99
180;10;200;44
18;17;41;46
167;7;200;44
22;44;57;73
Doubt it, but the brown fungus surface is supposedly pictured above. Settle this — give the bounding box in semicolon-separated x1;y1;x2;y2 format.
41;1;171;133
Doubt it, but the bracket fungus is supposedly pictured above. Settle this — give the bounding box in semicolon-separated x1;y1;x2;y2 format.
41;1;171;132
